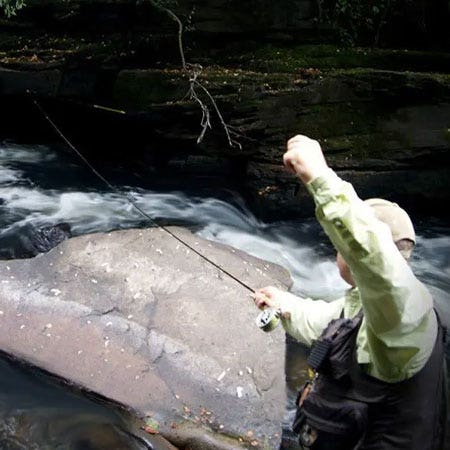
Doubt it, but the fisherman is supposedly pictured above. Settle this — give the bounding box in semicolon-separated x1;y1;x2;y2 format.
253;135;447;450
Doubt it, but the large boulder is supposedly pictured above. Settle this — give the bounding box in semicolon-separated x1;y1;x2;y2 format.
0;227;292;449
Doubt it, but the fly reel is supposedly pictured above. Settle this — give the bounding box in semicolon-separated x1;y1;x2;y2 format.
255;308;281;332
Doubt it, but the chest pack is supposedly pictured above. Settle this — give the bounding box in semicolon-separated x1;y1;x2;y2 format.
293;310;367;450
307;309;363;380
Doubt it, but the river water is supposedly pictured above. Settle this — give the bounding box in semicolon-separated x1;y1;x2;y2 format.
0;141;449;448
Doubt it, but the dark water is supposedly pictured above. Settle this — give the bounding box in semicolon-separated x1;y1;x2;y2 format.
0;355;154;450
0;141;449;448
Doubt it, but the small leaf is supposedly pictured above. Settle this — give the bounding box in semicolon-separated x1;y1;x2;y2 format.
143;418;160;434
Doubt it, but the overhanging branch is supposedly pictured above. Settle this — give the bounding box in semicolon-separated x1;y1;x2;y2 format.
145;0;242;149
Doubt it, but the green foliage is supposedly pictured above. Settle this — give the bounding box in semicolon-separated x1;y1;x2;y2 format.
0;0;26;17
319;0;400;46
1;0;178;18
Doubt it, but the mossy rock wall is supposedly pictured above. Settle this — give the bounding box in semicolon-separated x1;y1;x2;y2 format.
108;67;450;218
1;63;449;219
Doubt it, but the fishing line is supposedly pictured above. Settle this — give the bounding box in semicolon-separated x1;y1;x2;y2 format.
29;94;255;294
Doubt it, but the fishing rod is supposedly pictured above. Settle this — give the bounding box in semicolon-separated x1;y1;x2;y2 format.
28;92;256;295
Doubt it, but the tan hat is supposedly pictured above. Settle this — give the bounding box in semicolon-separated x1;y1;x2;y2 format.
365;198;416;245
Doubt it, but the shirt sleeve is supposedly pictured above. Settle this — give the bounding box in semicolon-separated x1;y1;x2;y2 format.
273;290;344;347
306;169;437;382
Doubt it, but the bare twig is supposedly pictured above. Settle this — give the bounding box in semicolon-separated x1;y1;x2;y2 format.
146;0;242;148
195;80;242;149
154;2;186;69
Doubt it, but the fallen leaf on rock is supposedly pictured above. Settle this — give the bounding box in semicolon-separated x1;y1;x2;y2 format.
143;418;160;434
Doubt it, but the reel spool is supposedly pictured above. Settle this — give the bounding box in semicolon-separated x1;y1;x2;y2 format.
255;308;281;332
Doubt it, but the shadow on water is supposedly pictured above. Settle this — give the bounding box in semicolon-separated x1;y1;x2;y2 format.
0;140;449;449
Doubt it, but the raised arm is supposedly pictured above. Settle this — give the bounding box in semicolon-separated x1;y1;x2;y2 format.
283;135;437;382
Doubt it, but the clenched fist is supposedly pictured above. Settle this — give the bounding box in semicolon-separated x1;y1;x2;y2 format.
252;286;292;320
283;135;328;184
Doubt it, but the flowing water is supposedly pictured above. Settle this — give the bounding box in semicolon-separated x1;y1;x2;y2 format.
0;141;449;448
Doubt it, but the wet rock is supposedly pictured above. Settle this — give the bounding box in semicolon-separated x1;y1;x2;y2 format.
248;165;450;220
0;227;291;449
0;68;61;96
31;222;72;253
0;223;73;260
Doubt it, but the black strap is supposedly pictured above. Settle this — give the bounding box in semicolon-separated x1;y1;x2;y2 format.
339;307;363;321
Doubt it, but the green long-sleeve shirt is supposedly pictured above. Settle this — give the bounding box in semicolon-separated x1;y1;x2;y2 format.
277;169;438;383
